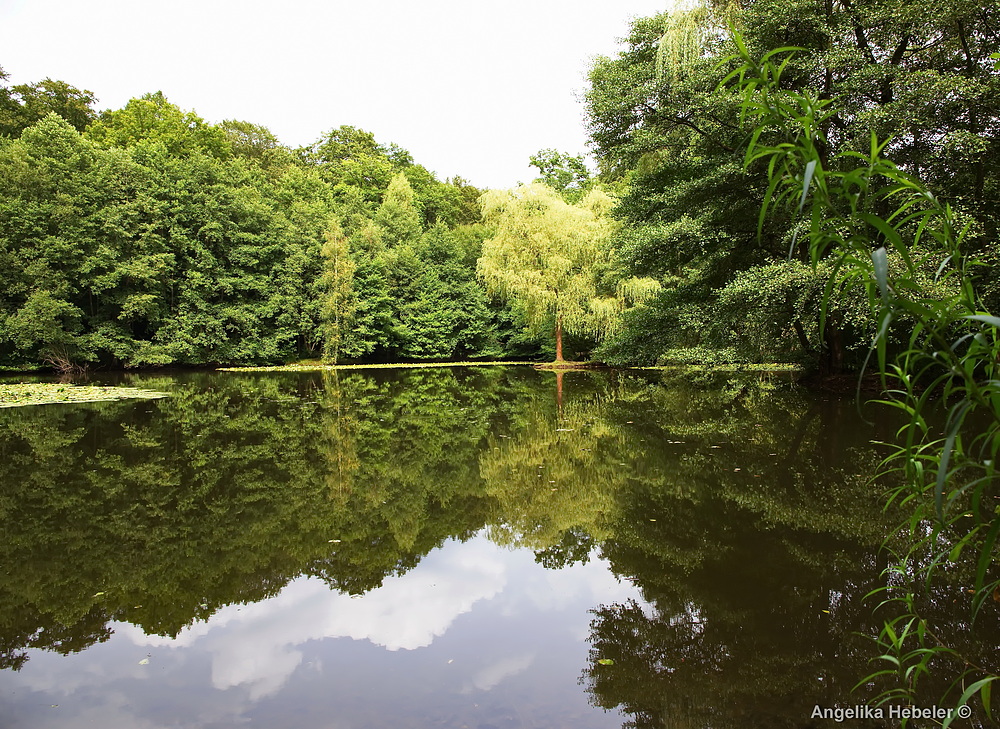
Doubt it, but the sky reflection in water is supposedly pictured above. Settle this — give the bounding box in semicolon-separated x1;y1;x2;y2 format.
3;533;640;729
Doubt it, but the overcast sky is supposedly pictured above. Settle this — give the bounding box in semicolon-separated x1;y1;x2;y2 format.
0;0;672;189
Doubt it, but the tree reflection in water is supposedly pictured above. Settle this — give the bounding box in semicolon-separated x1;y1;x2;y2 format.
0;367;995;726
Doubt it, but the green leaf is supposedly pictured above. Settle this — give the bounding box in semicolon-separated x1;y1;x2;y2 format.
944;677;996;728
798;159;817;213
871;247;888;304
936;402;969;522
966;314;1000;328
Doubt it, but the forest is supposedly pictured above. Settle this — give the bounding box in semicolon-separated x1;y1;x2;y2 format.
0;0;998;373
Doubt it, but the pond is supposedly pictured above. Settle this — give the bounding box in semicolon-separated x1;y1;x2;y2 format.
0;366;996;728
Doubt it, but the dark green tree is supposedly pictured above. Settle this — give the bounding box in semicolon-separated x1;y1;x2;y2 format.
0;75;96;136
529;148;593;202
586;0;1000;369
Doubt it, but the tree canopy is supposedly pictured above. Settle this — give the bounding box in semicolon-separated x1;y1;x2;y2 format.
478;183;657;361
2;0;997;372
585;0;1000;369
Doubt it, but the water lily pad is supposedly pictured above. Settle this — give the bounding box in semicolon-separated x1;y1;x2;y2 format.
0;384;169;408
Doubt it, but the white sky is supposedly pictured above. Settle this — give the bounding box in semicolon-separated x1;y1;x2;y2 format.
0;0;672;189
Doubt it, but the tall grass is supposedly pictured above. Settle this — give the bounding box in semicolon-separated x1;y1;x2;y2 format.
720;35;999;722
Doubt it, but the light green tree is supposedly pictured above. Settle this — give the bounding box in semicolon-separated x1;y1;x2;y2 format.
85;91;230;158
374;172;422;246
477;183;659;362
319;221;356;363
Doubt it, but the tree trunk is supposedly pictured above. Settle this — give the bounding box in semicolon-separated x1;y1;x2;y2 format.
821;313;844;375
555;314;564;362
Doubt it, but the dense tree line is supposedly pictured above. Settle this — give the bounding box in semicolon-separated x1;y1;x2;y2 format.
3;0;996;372
0;75;559;370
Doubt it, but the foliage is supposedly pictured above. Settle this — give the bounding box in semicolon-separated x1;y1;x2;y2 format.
528;148;593;202
0;85;529;369
478;183;658;361
0;68;96;136
219;119;293;172
319;221;355;363
375;172;422;246
586;0;1000;369
86;91;231;159
726;36;999;719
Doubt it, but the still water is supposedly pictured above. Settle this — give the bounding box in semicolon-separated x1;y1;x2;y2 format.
0;367;996;728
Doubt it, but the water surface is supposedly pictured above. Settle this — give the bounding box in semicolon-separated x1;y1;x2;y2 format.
0;367;995;727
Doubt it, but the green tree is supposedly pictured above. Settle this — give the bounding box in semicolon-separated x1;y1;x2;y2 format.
375;171;422;246
0;114;102;369
301;124;395;211
319;221;355;363
727;37;1000;717
0;76;96;136
86;92;230;159
528;148;592;202
390;225;496;360
478;183;657;362
0;66;16;134
342;226;394;360
219;119;292;173
585;0;1000;368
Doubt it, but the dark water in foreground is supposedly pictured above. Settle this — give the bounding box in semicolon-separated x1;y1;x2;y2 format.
0;367;996;728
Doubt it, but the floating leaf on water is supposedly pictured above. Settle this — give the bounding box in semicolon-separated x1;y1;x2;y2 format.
139;658;150;665
597;659;615;665
93;592;105;597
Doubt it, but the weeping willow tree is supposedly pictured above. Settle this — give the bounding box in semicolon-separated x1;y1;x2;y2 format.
655;1;709;83
477;183;659;362
655;0;741;83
